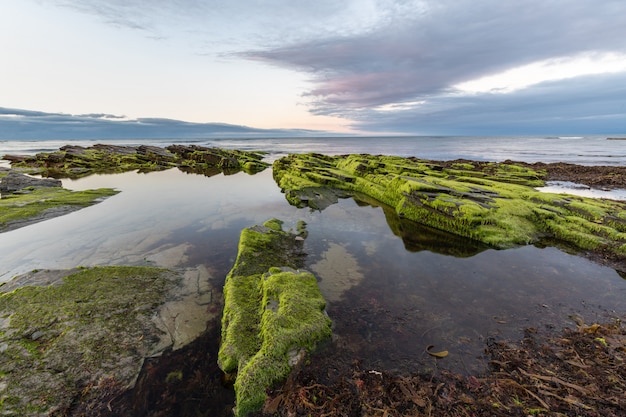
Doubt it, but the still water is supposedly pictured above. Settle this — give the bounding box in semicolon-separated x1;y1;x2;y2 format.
1;167;625;375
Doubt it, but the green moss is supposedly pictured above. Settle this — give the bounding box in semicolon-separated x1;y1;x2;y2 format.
273;153;626;258
451;162;475;170
6;144;270;179
0;187;118;231
218;220;331;417
0;266;175;415
263;218;284;231
166;370;184;383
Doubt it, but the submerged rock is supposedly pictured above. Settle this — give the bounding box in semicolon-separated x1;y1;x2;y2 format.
218;219;331;417
311;242;366;304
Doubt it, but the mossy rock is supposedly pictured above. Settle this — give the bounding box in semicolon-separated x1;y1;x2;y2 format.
218;219;331;416
0;183;119;233
273;154;626;259
0;266;177;416
4;144;269;179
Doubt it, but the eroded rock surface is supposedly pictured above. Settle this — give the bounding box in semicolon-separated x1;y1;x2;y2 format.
0;265;220;416
273;154;626;265
218;219;331;417
3;144;269;179
0;174;119;233
0;171;61;194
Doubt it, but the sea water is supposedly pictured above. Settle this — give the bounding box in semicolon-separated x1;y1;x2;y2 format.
1;134;625;165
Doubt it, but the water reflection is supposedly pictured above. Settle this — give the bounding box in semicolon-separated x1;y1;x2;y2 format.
0;168;298;281
1;168;624;377
354;193;487;257
300;197;626;374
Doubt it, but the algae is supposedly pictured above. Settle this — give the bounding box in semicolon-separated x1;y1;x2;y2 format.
0;266;177;416
218;219;331;417
0;186;119;232
273;154;626;259
4;144;269;179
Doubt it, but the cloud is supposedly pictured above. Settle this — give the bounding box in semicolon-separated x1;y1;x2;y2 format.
0;108;328;139
77;113;128;119
52;0;390;51
347;71;626;135
0;108;64;117
28;1;626;134
235;0;626;133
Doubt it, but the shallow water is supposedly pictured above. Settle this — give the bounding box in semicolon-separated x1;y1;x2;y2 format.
537;180;626;201
1;167;625;377
296;197;626;374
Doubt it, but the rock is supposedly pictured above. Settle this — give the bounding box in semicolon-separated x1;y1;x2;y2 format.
218;219;331;417
273;153;626;259
5;144;270;178
0;171;62;194
59;144;88;156
2;154;32;164
137;145;176;159
0;266;182;416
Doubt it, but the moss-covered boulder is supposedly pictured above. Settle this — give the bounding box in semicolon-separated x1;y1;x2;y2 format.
4;144;269;178
218;219;331;417
273;154;626;259
0;266;178;416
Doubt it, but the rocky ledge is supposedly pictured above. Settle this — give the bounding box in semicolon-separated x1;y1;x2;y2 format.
218;219;331;417
0;264;221;416
273;154;626;267
0;171;118;233
3;144;269;179
0;170;61;194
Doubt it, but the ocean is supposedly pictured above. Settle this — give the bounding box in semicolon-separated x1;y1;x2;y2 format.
1;134;625;165
1;135;626;379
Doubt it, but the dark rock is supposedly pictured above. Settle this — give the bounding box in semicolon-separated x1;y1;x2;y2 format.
91;143;138;155
0;171;62;194
137;145;176;159
59;145;88;156
2;154;32;164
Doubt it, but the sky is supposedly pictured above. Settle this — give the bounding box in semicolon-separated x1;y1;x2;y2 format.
1;0;626;138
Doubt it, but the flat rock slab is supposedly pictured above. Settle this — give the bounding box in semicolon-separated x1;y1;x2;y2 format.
0;171;61;194
0;265;219;416
273;153;626;264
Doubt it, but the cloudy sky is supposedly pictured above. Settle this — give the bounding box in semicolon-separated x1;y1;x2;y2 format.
1;0;625;138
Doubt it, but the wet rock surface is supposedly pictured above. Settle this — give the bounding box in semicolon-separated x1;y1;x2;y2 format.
273;154;626;269
218;219;332;417
0;174;119;233
0;265;222;416
0;171;62;194
536;161;626;190
433;158;626;190
3;144;269;178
